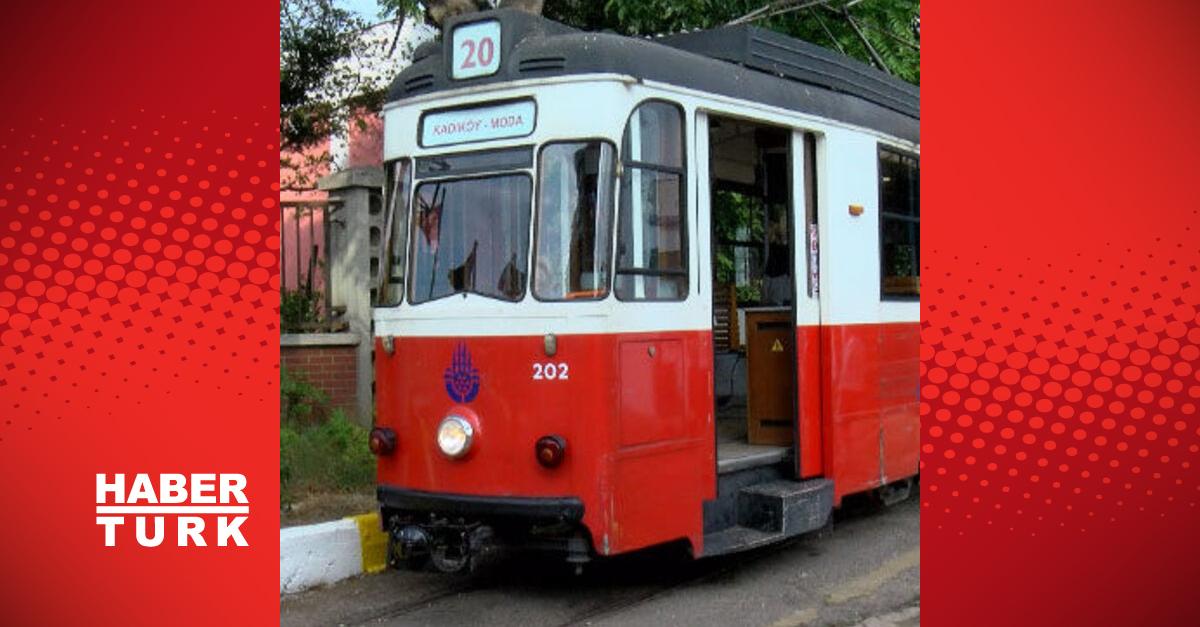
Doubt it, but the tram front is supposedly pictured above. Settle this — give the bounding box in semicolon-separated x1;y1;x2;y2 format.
371;10;715;573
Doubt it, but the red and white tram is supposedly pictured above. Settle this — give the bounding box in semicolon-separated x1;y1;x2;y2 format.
370;8;919;572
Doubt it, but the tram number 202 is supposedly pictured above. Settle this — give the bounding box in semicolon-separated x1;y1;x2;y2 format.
532;362;570;381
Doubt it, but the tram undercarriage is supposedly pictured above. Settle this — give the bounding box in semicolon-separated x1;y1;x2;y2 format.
380;487;592;573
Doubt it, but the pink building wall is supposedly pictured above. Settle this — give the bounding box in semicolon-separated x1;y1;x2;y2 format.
280;112;384;293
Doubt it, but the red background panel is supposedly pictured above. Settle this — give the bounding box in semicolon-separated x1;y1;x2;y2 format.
0;1;278;625
926;0;1200;625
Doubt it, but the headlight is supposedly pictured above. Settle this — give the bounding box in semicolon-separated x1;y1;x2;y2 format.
436;415;474;459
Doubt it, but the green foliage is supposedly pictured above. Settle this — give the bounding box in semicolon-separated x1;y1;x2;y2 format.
280;426;300;498
889;242;916;276
543;0;919;84
378;0;443;23
280;368;374;506
280;0;426;158
281;366;328;425
713;191;764;248
735;282;762;305
713;190;766;305
281;0;363;152
280;409;376;506
280;286;324;332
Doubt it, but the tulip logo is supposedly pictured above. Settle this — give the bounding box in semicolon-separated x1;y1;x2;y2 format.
444;342;481;403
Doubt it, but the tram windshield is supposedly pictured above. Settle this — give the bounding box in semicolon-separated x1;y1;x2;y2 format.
408;174;532;304
392;140;618;306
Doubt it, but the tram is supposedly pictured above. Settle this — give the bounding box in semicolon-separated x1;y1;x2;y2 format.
369;8;919;572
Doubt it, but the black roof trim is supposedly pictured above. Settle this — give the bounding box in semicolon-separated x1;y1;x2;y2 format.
656;26;919;120
387;9;919;144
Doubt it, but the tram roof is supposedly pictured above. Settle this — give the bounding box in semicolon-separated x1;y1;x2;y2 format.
387;9;919;144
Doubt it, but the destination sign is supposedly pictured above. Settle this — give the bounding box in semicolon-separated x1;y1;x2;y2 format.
421;100;536;147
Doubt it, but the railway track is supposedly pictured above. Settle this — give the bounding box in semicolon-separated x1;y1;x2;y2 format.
342;578;483;626
341;538;806;627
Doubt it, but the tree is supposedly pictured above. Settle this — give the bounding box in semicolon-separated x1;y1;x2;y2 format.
384;1;919;83
543;0;919;84
281;0;428;190
281;0;364;153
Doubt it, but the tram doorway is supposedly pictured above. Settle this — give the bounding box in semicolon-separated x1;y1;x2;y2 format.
706;116;798;474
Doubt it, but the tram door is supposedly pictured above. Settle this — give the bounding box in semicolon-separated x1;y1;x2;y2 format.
793;131;823;479
704;114;806;472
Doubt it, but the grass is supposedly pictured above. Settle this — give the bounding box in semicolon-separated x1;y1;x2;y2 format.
280;368;376;509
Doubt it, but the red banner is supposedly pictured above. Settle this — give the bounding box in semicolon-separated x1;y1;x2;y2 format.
924;1;1200;624
0;1;279;625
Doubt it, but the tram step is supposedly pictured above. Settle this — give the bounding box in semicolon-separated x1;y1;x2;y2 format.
737;478;834;535
702;525;782;557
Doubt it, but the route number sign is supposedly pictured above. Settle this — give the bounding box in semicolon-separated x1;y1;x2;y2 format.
452;20;501;80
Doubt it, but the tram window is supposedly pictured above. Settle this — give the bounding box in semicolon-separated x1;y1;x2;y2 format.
408;174;532;304
379;159;412;306
534;142;616;301
615;101;687;301
879;147;920;299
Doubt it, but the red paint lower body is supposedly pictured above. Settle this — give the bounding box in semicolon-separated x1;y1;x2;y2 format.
374;321;918;556
820;322;921;501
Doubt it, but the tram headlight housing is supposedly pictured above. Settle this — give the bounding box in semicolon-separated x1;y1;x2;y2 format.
436;415;474;459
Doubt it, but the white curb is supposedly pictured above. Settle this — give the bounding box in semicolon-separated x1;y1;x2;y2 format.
279;519;364;594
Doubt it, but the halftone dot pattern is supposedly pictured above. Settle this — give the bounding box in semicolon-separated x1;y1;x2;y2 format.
0;109;279;441
921;226;1200;535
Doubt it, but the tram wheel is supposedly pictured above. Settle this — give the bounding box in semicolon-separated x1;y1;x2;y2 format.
387;532;430;571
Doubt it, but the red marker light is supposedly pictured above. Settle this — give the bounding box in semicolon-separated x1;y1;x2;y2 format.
369;427;397;456
535;435;566;468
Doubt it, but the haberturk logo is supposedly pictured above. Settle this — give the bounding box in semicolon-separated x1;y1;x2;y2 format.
95;474;250;547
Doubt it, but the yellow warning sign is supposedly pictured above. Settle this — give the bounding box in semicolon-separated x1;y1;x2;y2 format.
770;339;784;353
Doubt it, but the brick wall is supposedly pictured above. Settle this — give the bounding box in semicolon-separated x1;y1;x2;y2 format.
281;344;358;417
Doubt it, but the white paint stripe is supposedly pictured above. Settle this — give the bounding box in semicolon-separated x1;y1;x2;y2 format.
96;506;250;514
374;317;916;339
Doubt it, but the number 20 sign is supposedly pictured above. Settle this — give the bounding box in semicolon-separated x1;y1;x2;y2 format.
452;20;501;80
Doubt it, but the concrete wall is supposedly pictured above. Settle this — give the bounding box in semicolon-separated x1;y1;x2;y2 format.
279;519;363;594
